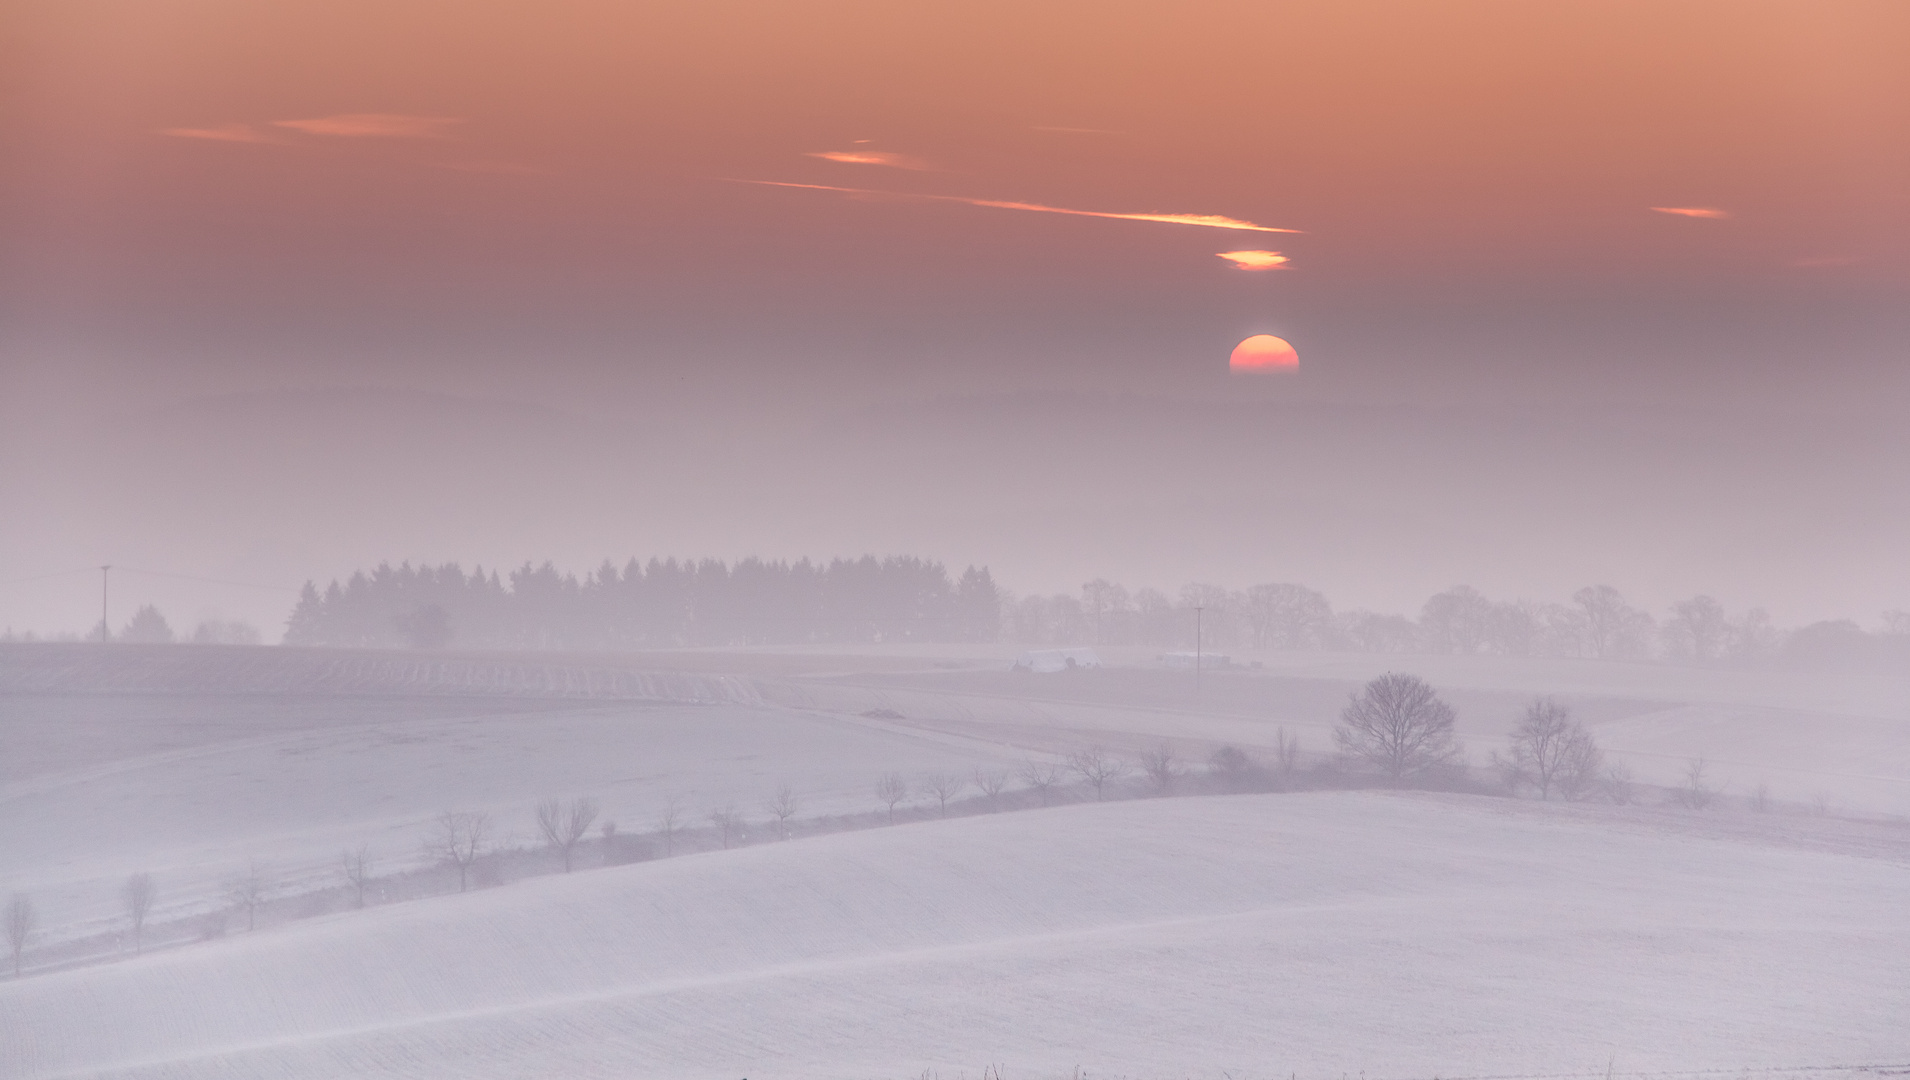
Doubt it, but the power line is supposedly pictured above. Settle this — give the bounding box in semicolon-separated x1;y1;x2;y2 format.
0;567;100;589
113;567;301;594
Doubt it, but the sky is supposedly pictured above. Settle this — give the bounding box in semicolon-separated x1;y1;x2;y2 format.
2;0;1907;636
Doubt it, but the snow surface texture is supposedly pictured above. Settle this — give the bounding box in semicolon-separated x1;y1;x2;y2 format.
5;791;1906;1080
8;643;1910;953
0;700;1025;941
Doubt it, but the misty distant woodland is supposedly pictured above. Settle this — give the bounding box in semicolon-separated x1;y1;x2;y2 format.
134;557;1907;671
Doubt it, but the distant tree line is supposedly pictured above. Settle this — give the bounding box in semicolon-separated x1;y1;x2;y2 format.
19;558;1891;674
1007;579;1910;672
263;555;1906;671
281;557;1003;650
0;605;263;646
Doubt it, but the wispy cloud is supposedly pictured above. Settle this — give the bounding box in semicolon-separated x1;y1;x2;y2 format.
733;179;1301;234
272;114;463;138
1650;206;1730;219
1216;250;1290;270
805;150;931;171
1032;126;1124;135
433;159;551;176
158;124;271;144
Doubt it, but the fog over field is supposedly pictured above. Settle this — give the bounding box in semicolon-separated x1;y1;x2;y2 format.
4;0;1909;1077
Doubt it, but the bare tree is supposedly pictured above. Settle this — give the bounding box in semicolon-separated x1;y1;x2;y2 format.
1139;744;1180;795
764;784;800;840
1081;578;1131;645
341;846;374;908
1726;607;1779;663
1244;583;1333;650
6;893;33;977
1333;673;1462;785
1663;595;1730;663
1501;698;1603;801
1674;758;1716;810
226;860;270;932
1750;781;1773;813
920;770;965;817
875;772;911;824
1573;585;1654;660
430;811;490;892
1420;585;1494;654
1487;599;1545;657
1068;745;1126;801
123;872;156;953
1551;734;1603;801
709;804;741;848
536;796;601;872
1017;760;1064;806
1603;761;1636;805
972;768;1009;811
1272;726;1302;777
657;793;685;855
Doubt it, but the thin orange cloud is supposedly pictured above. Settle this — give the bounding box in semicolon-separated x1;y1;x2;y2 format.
806;150;930;170
159;124;270;143
734;180;1301;234
273;114;463;138
1217;250;1290;270
1650;206;1730;219
1032;126;1124;135
434;159;551;176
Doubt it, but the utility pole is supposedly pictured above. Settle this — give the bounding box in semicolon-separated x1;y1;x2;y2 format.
1194;604;1204;700
99;565;111;643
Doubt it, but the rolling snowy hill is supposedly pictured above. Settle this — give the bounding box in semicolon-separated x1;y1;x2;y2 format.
4;791;1906;1080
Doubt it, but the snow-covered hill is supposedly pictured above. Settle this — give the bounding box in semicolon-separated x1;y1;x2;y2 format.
5;791;1905;1079
0;696;1026;945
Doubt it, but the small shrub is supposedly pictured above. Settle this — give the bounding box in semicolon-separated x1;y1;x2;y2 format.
1672;758;1716;810
1603;762;1636;805
1209;745;1255;791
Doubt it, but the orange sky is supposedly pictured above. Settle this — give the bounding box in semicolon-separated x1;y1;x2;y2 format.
3;0;1909;632
4;0;1907;412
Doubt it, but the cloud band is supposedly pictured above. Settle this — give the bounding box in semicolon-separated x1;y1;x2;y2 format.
733;179;1300;234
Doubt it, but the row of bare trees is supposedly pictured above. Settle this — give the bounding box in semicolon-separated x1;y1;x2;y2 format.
1012;579;1906;672
4;799;601;978
1334;671;1612;798
0;690;1759;980
8;870;169;969
868;738;1315;817
1333;671;1780;812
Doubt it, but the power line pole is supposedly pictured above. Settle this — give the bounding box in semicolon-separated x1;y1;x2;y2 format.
1194;604;1204;700
99;565;111;643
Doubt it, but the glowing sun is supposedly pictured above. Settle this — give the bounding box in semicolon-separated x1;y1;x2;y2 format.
1230;334;1298;373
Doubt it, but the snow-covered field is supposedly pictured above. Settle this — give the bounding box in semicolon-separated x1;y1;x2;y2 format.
5;641;1909;956
0;694;1029;943
4;791;1906;1080
770;654;1910;815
